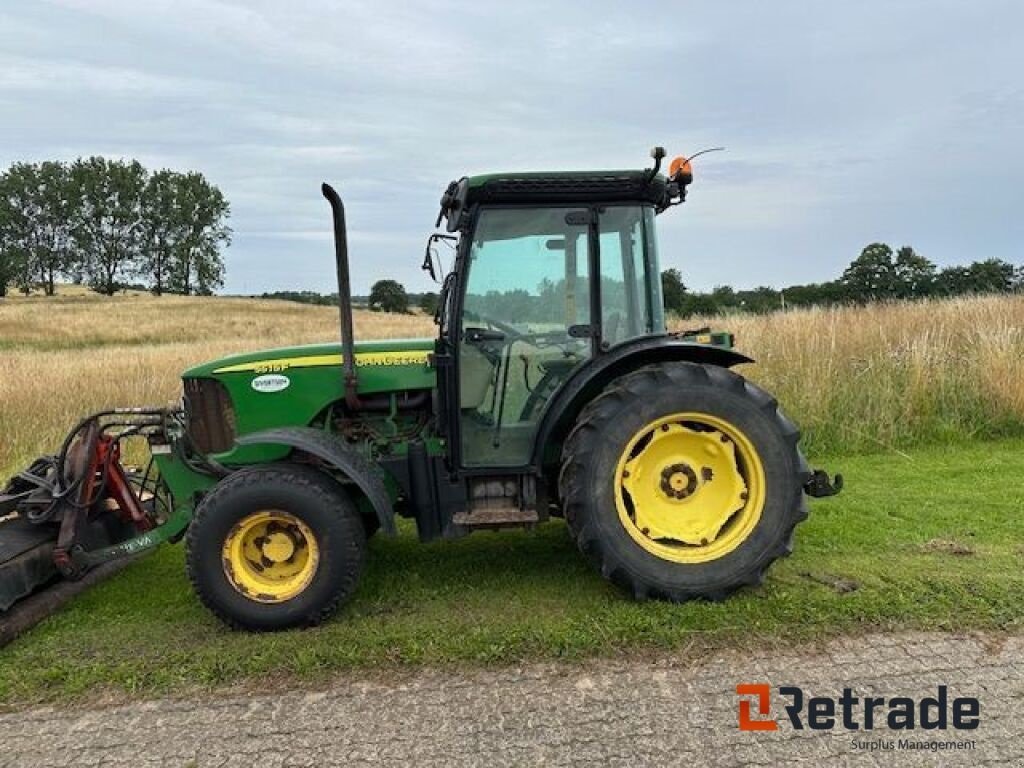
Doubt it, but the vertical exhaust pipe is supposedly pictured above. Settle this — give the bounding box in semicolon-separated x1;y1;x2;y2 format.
321;183;361;410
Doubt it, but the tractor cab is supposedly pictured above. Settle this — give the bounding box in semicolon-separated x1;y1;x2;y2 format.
429;153;688;470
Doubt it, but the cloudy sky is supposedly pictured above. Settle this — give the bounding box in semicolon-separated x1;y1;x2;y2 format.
1;1;1020;294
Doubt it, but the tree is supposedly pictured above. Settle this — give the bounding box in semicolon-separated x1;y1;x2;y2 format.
679;293;719;318
737;286;782;313
935;259;1016;296
166;172;231;295
140;170;183;296
0;162;79;296
0;158;231;296
0;169;32;296
660;268;687;314
933;265;970;296
418;291;439;315
892;246;935;299
840;243;896;301
70;157;147;295
964;259;1016;293
783;281;848;307
369;279;409;313
711;284;737;308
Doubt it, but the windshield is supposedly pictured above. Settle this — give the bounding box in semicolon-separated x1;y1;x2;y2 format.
463;205;663;340
463;207;586;333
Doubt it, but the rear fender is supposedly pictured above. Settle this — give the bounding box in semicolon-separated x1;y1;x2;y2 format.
531;337;753;469
235;427;396;535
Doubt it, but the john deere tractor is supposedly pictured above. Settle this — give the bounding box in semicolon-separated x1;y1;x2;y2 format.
0;148;840;631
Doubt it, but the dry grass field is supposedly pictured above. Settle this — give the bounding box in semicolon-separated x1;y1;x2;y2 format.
0;292;429;478
694;295;1024;455
3;290;1024;478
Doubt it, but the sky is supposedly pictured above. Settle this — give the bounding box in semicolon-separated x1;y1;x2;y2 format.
1;1;1021;295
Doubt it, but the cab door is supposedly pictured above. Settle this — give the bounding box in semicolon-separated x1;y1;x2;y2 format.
456;207;593;469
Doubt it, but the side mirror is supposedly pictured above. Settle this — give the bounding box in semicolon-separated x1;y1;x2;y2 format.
421;243;437;281
545;238;566;251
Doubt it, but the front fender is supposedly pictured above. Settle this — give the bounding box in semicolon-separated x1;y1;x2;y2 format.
235;427;396;535
531;336;753;469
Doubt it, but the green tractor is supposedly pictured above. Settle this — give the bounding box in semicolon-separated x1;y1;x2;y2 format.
0;148;841;631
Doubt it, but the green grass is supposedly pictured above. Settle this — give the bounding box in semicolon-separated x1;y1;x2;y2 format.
1;440;1022;707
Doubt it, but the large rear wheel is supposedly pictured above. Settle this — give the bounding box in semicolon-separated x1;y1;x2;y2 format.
186;463;366;630
559;362;809;600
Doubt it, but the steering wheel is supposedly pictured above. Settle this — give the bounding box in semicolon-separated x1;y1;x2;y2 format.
473;314;529;343
469;314;586;354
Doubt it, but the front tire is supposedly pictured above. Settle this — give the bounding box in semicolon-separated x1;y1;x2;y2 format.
186;463;366;631
558;362;809;601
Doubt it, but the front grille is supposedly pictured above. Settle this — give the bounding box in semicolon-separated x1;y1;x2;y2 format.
183;378;236;455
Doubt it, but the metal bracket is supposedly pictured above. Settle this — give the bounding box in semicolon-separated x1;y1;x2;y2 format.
804;469;844;498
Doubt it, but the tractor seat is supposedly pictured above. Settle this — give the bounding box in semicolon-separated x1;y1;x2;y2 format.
460;344;496;411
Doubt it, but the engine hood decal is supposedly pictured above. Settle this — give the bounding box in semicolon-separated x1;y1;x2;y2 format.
213;349;431;375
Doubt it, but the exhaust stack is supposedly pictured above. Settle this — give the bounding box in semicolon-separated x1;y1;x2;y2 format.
320;183;361;410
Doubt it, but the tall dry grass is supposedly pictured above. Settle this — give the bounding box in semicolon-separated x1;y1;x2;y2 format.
3;292;1024;477
0;292;428;350
684;294;1024;455
0;293;432;477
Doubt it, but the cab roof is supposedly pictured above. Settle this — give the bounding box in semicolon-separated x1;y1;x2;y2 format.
463;169;668;206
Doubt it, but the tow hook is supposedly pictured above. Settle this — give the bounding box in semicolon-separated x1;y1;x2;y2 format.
804;469;844;498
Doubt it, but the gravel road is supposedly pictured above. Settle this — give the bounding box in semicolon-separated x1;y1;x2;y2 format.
1;631;1020;767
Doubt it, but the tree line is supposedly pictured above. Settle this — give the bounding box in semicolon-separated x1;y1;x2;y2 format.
261;243;1022;319
661;243;1022;316
0;158;231;297
262;281;439;315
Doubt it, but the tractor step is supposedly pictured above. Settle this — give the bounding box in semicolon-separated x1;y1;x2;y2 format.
452;476;545;528
452;505;540;527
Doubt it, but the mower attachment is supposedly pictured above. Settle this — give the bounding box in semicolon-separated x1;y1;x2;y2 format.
0;408;179;615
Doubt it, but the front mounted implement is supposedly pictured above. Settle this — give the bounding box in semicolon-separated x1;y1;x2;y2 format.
0;409;188;631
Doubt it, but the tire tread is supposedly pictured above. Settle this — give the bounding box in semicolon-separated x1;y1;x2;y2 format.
559;362;809;602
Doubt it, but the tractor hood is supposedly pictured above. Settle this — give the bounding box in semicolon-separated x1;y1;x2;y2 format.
179;338;437;463
184;337;434;381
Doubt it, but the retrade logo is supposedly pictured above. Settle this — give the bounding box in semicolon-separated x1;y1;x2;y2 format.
736;684;778;731
736;683;980;733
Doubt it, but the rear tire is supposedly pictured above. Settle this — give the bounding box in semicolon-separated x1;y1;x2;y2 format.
558;362;809;601
186;463;366;631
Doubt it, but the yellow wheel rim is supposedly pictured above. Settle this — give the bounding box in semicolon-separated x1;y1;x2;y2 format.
222;510;319;603
614;412;766;564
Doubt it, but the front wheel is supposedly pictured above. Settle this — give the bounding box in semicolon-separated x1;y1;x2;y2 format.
558;362;809;601
186;463;366;630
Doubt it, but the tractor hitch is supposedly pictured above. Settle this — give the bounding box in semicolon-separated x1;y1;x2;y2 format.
804;469;844;498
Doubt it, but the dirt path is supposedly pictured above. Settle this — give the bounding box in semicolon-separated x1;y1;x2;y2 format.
1;632;1020;767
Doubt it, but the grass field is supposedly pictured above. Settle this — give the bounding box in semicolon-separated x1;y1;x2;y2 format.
1;290;1023;706
0;292;429;479
4;291;1024;481
0;440;1021;706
